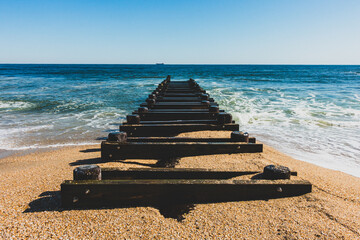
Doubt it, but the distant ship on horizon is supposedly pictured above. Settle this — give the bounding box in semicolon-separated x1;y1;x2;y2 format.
156;63;165;65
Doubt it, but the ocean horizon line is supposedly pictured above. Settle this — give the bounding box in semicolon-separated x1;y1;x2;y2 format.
1;63;360;66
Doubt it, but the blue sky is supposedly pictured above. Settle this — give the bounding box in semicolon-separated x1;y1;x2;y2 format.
0;0;359;64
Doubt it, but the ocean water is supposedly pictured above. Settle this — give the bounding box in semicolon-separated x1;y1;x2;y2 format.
0;64;359;177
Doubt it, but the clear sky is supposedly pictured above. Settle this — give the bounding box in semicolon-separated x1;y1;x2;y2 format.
0;0;359;64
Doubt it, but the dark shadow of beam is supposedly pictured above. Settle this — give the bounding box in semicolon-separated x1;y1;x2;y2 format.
79;148;101;153
69;157;103;166
24;190;195;221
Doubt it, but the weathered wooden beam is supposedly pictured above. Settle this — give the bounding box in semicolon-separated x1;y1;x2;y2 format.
101;141;262;160
137;109;224;112
164;90;199;93
140;102;218;109
155;97;215;102
126;114;233;124
167;81;190;85
135;112;219;121
102;168;259;179
100;167;297;180
166;85;191;88
157;93;207;97
119;123;239;137
61;179;312;208
125;136;256;143
123;119;219;125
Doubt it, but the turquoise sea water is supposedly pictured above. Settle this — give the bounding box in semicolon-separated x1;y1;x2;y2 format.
0;64;359;177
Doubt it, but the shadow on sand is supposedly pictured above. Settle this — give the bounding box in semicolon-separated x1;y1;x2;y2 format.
72;147;180;168
24;191;62;213
24;190;195;221
79;148;101;153
25;148;194;221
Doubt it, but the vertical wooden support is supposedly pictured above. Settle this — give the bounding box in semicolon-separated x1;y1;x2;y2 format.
263;165;291;180
73;165;101;180
138;107;149;113
107;132;127;142
127;114;140;124
217;112;232;124
231;131;249;142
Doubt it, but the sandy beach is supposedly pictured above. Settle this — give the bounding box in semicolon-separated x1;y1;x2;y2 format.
0;131;359;239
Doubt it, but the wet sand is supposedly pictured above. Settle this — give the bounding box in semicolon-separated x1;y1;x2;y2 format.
0;131;359;239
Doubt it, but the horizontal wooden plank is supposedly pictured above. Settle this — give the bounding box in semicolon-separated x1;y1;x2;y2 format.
140;102;218;109
149;102;217;105
167;82;190;86
136;112;218;121
164;90;198;93
126;137;256;143
160;93;206;97
102;168;260;179
166;86;191;88
100;167;297;180
137;109;224;112
155;97;214;102
123;119;219;125
61;179;312;208
119;123;239;136
101;141;262;160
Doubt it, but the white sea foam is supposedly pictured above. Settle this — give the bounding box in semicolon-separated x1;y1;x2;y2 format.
207;83;360;178
0;124;54;135
0;100;34;111
0;141;98;151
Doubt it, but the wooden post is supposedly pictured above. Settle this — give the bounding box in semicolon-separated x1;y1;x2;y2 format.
231;131;249;142
126;114;140;124
73;165;101;180
200;93;209;100
217;112;232;124
263;165;291;180
138;107;149;113
201;100;210;107
148;94;157;99
146;99;156;108
209;106;219;113
107;132;127;142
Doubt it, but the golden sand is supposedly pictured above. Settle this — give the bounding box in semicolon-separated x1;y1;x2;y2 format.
0;131;359;239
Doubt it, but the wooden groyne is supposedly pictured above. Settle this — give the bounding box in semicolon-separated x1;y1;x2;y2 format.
61;76;312;208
